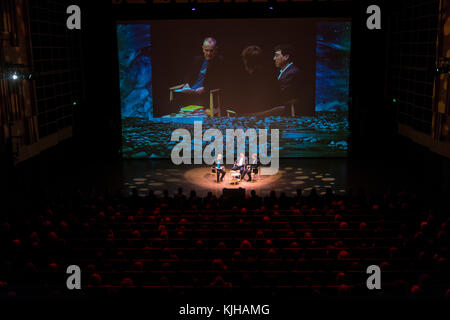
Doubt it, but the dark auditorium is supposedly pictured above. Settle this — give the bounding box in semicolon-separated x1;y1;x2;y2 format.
0;0;449;313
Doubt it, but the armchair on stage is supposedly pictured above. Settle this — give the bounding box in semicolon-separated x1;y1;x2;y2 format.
248;162;261;182
211;162;226;183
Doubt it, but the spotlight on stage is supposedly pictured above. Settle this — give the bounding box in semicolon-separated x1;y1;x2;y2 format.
11;73;18;80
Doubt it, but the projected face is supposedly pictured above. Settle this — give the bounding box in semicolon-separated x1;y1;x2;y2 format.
274;50;289;69
202;39;217;61
240;153;245;158
217;154;222;160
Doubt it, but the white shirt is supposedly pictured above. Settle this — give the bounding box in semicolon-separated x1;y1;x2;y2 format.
278;62;293;80
239;157;244;166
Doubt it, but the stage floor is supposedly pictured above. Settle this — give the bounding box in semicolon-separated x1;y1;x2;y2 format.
10;151;433;204
119;158;348;197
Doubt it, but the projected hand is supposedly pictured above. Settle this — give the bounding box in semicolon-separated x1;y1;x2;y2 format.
195;87;205;95
175;83;195;94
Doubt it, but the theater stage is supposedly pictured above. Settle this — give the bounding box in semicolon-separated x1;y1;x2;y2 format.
119;158;349;198
12;147;429;206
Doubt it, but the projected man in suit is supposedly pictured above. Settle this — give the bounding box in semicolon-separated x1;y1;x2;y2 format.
273;44;302;112
232;152;248;180
175;37;224;107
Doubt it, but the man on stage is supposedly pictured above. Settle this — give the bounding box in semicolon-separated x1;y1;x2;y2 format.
232;152;248;180
244;153;260;182
215;153;226;183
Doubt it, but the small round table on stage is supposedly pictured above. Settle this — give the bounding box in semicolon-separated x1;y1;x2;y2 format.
229;170;241;185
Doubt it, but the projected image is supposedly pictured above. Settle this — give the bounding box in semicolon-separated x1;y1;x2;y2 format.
117;19;351;158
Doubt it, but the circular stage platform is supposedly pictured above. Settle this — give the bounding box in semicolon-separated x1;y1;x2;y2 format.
184;167;283;190
121;159;346;197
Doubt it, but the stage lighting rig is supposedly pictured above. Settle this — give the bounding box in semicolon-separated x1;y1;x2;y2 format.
0;63;36;81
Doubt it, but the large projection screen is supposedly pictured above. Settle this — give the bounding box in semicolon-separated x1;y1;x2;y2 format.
117;18;351;158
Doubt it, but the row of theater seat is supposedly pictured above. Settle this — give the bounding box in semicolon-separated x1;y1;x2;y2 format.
1;187;448;298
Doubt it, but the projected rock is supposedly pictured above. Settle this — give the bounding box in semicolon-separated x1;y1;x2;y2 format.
335;141;347;149
122;89;152;118
117;24;153;119
316;101;348;112
131;152;147;158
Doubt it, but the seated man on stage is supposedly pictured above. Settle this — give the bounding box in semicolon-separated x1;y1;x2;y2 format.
232;152;248;180
214;153;226;183
244;153;260;182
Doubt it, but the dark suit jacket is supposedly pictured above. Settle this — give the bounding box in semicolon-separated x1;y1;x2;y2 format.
238;68;279;114
184;55;225;92
249;157;260;168
278;63;302;104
